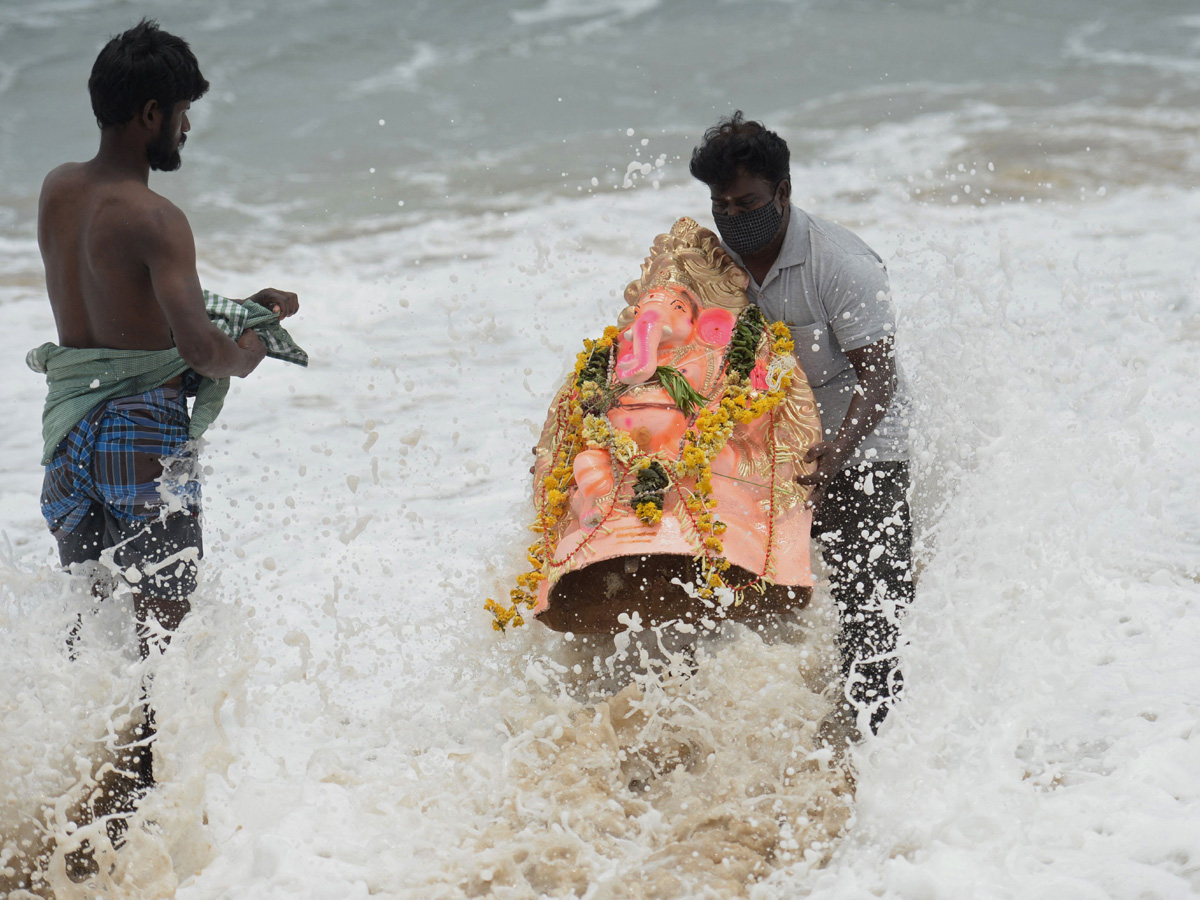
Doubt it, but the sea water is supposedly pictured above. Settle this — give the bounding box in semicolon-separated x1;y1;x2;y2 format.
1;0;1198;897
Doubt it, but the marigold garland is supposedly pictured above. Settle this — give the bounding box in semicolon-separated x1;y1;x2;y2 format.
486;312;795;631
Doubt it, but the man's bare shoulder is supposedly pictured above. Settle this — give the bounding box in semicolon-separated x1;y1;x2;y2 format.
42;161;84;185
39;162;88;206
137;192;194;257
41;161;187;228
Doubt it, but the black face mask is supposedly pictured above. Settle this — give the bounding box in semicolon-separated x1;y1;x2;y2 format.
713;196;783;256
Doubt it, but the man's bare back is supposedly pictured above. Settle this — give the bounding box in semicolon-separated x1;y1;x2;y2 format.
40;159;193;352
38;94;297;377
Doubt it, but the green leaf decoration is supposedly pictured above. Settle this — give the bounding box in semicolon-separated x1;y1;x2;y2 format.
633;461;669;510
576;344;611;390
727;305;766;380
653;366;708;417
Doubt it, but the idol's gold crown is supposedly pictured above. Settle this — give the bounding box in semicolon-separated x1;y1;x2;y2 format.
645;259;698;294
622;216;751;320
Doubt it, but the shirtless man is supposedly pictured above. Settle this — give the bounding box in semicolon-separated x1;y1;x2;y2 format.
35;19;299;855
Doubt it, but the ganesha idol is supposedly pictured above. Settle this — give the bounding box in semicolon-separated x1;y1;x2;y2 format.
486;217;822;634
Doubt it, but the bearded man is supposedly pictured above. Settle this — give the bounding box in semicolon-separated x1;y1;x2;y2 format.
33;19;303;862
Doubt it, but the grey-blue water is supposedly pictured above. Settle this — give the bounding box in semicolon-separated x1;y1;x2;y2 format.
2;0;1198;258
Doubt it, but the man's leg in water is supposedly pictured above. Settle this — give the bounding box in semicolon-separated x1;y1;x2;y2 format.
54;504;201;871
124;509;201;787
813;462;914;738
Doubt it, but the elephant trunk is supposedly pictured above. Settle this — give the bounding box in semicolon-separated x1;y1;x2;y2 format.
616;311;671;385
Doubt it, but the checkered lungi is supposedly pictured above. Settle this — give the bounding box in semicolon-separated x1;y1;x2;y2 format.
41;382;203;599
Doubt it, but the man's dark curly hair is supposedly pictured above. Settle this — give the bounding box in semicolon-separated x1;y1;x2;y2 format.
689;111;790;190
88;19;209;129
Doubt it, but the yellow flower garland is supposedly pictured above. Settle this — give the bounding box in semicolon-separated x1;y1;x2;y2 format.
486;320;794;631
675;321;794;601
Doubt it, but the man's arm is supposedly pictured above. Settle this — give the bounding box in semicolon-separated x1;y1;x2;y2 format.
143;203;266;378
795;336;897;505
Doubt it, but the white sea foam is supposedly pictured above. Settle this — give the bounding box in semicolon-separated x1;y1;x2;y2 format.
348;43;445;97
1064;17;1200;77
510;0;661;27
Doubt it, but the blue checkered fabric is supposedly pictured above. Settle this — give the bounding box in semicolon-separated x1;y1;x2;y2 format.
41;384;202;534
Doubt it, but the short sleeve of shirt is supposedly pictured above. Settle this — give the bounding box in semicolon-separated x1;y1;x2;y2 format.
822;251;895;352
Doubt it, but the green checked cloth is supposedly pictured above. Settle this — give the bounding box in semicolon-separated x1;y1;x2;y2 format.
27;291;308;464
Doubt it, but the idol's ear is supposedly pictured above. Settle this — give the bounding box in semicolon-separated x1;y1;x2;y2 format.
695;307;737;347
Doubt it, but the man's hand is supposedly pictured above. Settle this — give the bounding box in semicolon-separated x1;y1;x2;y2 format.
235;328;267;377
796;337;898;509
244;288;299;319
795;440;852;509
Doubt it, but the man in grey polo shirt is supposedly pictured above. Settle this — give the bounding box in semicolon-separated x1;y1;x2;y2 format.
690;112;913;739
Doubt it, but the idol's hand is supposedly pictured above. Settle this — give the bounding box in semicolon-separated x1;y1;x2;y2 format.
244;288;300;319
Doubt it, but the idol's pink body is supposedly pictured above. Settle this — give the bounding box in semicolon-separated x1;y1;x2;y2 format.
528;218;821;633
